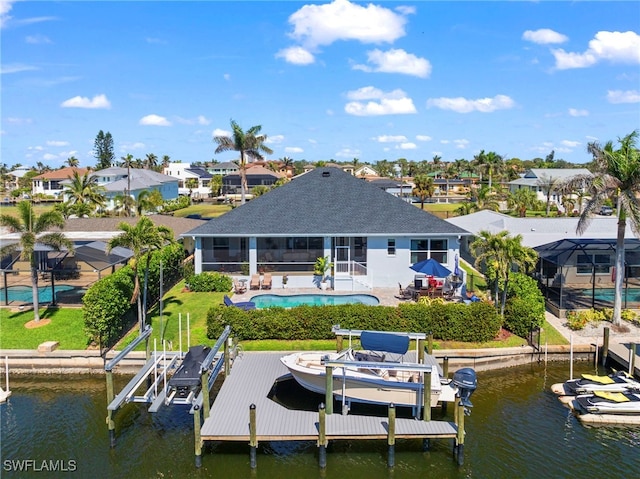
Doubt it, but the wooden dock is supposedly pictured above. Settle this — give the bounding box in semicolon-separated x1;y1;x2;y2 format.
607;341;639;377
200;352;458;442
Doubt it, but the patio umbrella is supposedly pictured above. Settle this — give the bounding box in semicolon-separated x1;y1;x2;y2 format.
410;258;452;277
454;254;461;277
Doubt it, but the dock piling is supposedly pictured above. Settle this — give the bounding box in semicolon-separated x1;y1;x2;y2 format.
318;403;327;469
194;405;202;468
324;359;334;415
455;400;465;466
249;404;257;469
106;371;116;447
336;334;343;352
602;327;610;366
423;370;431;421
629;342;636;375
224;337;230;378
387;403;396;468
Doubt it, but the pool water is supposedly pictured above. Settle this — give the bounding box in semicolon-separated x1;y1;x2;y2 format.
251;294;380;308
581;288;640;303
1;285;85;304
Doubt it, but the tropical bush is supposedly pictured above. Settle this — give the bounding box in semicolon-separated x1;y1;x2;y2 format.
566;309;607;330
162;195;191;213
503;273;545;337
206;301;501;343
185;272;232;292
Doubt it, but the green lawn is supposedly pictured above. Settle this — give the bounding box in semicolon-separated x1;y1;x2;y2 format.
0;307;88;349
171;203;232;219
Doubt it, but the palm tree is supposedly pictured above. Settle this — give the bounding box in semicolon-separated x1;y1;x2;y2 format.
507;188;538;217
484;151;503;191
455;201;477;216
135;190;163;216
474;185;501;212
106;217;173;332
536;174;562;216
144;153;158;171
0;201;73;322
65;156;79;168
472;150;488;185
565;130;640;326
412;174;435;209
63;171;106;215
470;230;538;316
213;120;273;205
120;154;135;216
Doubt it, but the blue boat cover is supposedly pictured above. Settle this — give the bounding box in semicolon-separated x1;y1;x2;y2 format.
360;331;410;355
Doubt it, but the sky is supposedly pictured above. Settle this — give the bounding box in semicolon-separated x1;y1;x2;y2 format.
1;0;639;170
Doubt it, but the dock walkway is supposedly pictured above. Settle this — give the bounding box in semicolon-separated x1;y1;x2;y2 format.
201;352;458;442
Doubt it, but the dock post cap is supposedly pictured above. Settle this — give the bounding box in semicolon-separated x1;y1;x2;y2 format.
250;403;256;410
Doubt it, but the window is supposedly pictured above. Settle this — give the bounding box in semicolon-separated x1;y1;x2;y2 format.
410;239;448;264
387;239;396;256
577;254;611;274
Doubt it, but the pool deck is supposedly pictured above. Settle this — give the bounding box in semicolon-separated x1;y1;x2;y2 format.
233;287;407;307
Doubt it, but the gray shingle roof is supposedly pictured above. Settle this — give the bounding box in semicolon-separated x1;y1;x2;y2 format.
185;167;470;237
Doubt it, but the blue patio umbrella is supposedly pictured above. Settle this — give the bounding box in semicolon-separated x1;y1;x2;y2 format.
410;258;452;277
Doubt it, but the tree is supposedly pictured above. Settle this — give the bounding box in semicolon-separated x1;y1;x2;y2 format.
412;174;435;209
63;171;106;215
144;153;158;171
473;185;501;212
106;217;173;332
213;119;273;205
507;188;538;217
136;190;163;216
484;151;503;190
65;156;79;168
120;154;135;216
0;201;73;322
94;130;114;170
536;174;562;216
210;175;223;197
565;130;640;326
470;230;538;317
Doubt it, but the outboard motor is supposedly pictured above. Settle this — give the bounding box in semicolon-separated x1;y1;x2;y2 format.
452;368;477;411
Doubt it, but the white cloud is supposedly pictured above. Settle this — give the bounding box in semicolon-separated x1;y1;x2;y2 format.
522;29;568;45
61;94;111;109
223;73;231;81
139;114;171;126
213;128;230;137
552;31;640;70
607;89;640;104
46;140;69;147
453;139;469;149
0;0;15;28
335;147;361;158
345;86;417;116
25;34;51;44
373;135;407;143
6;117;32;125
287;0;408;48
176;115;211;125
266;135;285;144
561;140;581;148
416;135;432;142
397;142;417;150
42;153;58;161
285;146;304;153
276;46;315;65
120;142;145;151
568;108;589;117
353;48;431;78
426;94;515;113
145;37;166;45
1;63;38;74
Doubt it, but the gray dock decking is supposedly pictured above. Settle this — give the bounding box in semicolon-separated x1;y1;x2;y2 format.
201;352;458;442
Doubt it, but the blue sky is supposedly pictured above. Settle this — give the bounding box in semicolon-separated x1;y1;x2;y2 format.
2;0;639;169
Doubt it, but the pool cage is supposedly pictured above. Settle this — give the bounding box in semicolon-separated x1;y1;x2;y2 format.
534;238;640;318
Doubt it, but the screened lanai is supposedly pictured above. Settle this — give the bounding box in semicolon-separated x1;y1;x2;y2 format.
534;238;640;318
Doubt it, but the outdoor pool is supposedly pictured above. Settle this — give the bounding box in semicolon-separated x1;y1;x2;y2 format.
581;288;640;303
251;293;380;308
1;285;87;304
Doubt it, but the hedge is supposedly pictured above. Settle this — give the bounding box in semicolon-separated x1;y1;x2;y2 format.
503;272;545;337
206;301;501;343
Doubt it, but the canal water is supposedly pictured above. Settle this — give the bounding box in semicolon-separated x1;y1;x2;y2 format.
1;361;639;478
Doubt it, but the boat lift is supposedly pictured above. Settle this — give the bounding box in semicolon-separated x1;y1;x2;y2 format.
104;323;234;449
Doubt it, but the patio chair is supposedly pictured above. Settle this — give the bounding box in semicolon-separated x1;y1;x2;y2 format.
262;273;272;290
223;295;256;311
250;274;261;290
233;279;247;294
395;283;413;301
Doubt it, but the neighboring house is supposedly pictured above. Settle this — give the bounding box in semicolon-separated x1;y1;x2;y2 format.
8;166;32;191
163;162;213;198
92;167;179;209
32;167;89;197
354;165;378;178
208;162;239;176
184;167;471;290
427;171;478;196
446;209;640;316
367;178;414;201
508;168;592;212
303;163;355;175
222;165;283;195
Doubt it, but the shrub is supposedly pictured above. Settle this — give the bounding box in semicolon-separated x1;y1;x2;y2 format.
622;309;638;324
566;309;606;330
504;273;545;337
186;272;232;292
206;301;501;343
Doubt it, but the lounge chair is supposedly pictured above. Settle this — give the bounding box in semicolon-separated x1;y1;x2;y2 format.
223;295;256;310
262;273;272;290
395;283;413;300
250;274;261;290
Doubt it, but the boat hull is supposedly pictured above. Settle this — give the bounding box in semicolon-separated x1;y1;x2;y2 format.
281;351;455;408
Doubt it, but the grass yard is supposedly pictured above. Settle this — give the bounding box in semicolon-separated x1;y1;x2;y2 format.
0;307;88;349
171;203;232;219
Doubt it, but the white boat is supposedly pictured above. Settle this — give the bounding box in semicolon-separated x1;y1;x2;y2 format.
551;371;640;397
572;390;640;416
280;330;477;411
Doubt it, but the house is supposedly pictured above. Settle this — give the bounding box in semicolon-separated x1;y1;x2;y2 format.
446;209;640;316
31;167;89;197
222;165;283;196
303;163;355;176
8;166;33;191
207;162;239;176
163;162;213;198
184;167;471;290
92;167;179;210
508;168;592;212
354;165;378;178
